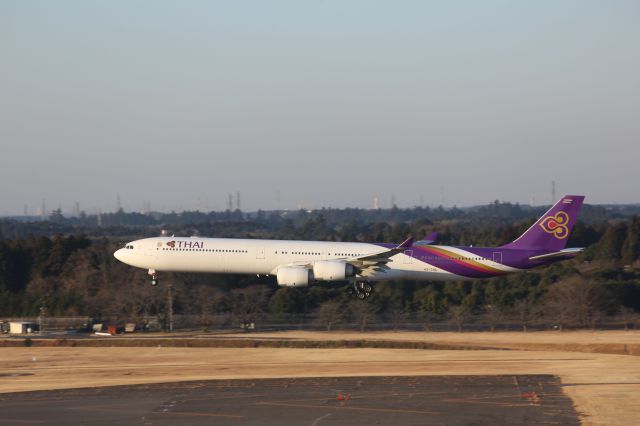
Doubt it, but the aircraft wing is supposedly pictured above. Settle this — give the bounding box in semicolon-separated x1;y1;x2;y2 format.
529;247;584;261
347;237;414;272
271;237;414;275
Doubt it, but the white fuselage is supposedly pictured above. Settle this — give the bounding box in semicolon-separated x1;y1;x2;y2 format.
113;236;474;282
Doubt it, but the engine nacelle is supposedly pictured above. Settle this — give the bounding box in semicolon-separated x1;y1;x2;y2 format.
312;261;355;281
277;267;312;287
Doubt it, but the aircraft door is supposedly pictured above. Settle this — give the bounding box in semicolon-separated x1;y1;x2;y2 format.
256;247;266;260
152;241;160;260
143;241;154;257
403;250;414;264
143;241;159;269
493;252;503;264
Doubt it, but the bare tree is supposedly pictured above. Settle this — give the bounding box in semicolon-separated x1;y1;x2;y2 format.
618;307;639;331
108;273;165;326
544;276;613;330
387;303;409;332
349;300;378;332
512;299;539;333
417;309;440;332
316;300;343;332
230;285;270;330
543;293;572;331
449;305;471;332
192;285;226;330
483;303;506;332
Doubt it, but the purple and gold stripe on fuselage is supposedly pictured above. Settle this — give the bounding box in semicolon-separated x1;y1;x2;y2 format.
414;246;510;278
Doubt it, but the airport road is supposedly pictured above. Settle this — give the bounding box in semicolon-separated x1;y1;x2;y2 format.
0;375;578;425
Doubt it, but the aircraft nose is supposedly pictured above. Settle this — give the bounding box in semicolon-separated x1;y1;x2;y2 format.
114;248;125;262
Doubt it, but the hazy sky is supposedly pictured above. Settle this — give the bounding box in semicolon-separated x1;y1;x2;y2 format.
1;1;639;214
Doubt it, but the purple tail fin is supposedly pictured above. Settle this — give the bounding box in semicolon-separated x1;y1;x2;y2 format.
502;195;585;252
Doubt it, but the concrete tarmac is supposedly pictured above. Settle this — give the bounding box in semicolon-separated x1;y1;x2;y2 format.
0;375;578;425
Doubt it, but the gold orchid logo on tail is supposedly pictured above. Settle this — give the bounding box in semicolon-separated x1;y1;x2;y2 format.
539;212;570;239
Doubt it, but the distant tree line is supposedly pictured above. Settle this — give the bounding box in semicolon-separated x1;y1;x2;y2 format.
2;201;639;240
0;205;639;332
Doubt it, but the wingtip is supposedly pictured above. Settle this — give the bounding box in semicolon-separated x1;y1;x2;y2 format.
397;236;414;248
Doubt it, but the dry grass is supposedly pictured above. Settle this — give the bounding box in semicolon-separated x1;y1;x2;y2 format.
2;330;640;426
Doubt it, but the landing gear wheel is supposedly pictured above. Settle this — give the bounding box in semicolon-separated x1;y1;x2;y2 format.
151;277;158;286
351;281;373;299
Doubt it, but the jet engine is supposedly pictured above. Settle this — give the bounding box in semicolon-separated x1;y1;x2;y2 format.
277;267;312;287
312;261;355;281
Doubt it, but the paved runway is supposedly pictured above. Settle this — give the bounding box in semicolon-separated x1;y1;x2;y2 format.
0;375;579;425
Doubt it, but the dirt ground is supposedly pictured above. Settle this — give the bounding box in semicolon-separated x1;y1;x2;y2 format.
2;331;640;426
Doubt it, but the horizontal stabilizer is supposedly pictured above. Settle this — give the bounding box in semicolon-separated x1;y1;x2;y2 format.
529;248;584;261
415;232;438;246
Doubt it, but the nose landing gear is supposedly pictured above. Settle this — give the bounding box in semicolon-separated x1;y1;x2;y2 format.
148;269;158;286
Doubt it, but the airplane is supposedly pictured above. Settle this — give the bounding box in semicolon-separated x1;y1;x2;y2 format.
114;195;585;299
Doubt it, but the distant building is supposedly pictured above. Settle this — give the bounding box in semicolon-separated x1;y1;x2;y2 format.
9;321;39;334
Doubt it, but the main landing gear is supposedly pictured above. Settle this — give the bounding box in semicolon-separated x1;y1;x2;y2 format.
149;269;158;286
351;281;373;300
